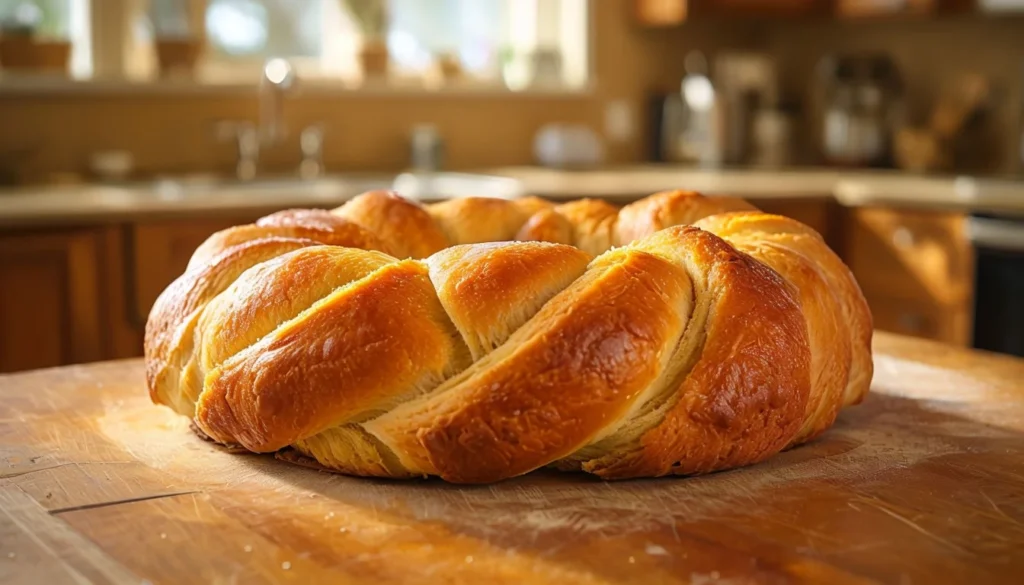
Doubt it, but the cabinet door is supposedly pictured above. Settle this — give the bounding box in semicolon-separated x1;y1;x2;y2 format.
835;0;974;18
127;218;255;331
835;0;935;17
0;230;104;372
846;207;972;306
844;206;973;345
864;293;972;346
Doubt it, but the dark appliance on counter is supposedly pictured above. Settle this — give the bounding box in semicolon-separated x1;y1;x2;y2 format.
817;53;903;168
968;213;1024;357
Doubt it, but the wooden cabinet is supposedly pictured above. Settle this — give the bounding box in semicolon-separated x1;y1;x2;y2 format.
706;0;825;16
844;207;973;345
0;217;257;372
127;218;251;330
863;294;972;344
835;0;975;18
0;229;105;372
634;0;825;23
633;0;980;22
835;0;935;17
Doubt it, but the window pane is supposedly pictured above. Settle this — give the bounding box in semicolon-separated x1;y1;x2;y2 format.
205;0;322;58
0;0;89;79
387;0;506;75
149;0;194;38
194;0;588;89
0;0;71;38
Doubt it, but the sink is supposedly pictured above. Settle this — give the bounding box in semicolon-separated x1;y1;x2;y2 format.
147;172;524;203
0;171;528;227
148;174;395;203
391;172;525;201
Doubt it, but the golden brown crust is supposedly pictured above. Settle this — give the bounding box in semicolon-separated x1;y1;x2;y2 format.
145;237;320;415
584;227;811;478
426;242;591;360
367;248;693;483
553;199;620;256
693;212;873;410
512;195;555;217
188;210;391;271
615;190;758;246
514;208;575;246
426;197;529;245
195;246;397;379
196;259;467;452
333;190;449;259
145;189;872;483
692;213;851;443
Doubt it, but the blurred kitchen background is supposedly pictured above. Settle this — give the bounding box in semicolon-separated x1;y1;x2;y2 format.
1;0;1024;373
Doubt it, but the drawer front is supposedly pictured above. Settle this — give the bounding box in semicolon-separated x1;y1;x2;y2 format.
866;294;971;346
847;207;972;306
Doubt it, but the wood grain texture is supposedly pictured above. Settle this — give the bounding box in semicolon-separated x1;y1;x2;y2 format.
0;229;104;372
0;333;1023;584
0;489;141;585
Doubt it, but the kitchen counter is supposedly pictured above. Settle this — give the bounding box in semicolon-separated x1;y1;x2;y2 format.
0;176;396;228
489;166;1024;216
2;167;1024;229
0;172;526;228
2;332;1023;584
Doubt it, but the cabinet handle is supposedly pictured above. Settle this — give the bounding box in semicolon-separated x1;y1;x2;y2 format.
892;226;916;249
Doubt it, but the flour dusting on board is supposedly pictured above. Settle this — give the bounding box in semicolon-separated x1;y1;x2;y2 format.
874;355;998;402
517;509;619;534
96;382;991;543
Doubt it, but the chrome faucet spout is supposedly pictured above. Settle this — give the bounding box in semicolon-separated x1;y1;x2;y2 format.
217;59;303;181
260;58;297;146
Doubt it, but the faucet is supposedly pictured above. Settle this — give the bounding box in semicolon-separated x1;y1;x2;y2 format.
299;123;326;179
218;58;321;180
215;120;259;181
259;58;296;146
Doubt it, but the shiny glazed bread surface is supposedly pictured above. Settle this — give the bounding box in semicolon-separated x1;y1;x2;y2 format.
144;189;872;483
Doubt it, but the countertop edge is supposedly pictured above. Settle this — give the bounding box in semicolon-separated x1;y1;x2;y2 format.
2;167;1024;228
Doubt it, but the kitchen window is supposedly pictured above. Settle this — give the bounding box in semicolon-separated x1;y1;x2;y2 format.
0;0;590;92
0;0;90;78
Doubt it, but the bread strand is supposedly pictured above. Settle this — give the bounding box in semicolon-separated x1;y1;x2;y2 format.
144;190;872;483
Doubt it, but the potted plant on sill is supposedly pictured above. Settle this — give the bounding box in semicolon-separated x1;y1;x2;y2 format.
0;1;71;75
344;0;388;79
148;0;203;78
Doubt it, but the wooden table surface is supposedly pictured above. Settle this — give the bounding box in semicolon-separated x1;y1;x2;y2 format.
2;332;1023;584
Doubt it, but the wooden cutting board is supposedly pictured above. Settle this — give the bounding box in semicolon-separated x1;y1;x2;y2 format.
2;332;1023;584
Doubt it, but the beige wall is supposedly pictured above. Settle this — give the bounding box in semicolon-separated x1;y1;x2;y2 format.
0;1;754;183
1;4;1021;183
764;17;1024;172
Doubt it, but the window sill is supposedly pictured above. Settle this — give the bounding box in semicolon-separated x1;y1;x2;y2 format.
0;73;595;98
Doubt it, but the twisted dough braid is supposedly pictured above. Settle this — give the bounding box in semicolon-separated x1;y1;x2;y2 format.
145;190;872;483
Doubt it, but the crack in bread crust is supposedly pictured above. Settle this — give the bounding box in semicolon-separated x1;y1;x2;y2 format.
145;189;872;483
